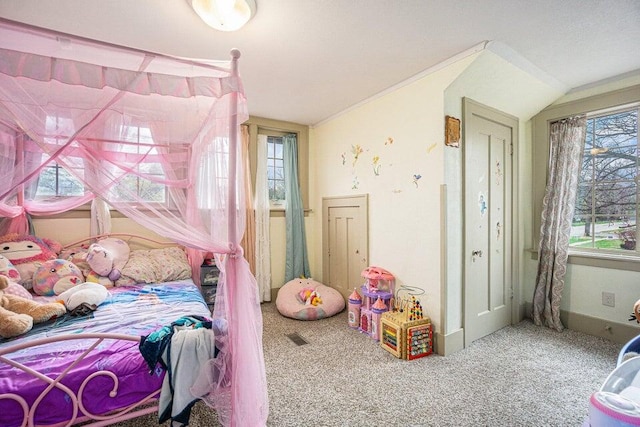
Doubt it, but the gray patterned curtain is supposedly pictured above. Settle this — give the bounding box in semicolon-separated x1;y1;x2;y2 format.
533;115;586;332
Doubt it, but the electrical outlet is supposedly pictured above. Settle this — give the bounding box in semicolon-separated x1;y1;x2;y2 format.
602;291;615;307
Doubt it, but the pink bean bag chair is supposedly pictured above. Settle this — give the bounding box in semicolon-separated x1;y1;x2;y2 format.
276;278;345;320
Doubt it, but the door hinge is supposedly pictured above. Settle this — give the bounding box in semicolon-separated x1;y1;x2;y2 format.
510;142;513;156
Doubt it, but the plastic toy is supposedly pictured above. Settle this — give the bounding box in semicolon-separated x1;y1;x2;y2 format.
348;266;395;340
348;288;361;328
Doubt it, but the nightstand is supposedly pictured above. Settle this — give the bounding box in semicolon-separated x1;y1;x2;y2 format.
200;262;220;312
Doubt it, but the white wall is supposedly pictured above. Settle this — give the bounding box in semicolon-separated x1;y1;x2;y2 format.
308;54;478;334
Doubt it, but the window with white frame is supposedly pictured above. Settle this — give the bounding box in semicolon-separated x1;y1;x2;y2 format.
266;136;285;204
115;125;167;203
571;106;639;253
35;116;85;198
35;121;168;204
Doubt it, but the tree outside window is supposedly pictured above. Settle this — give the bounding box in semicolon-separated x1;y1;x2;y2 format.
571;108;638;252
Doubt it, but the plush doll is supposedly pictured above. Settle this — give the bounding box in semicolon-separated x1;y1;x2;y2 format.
59;246;92;278
32;259;84;296
86;238;130;282
0;254;32;300
299;288;323;306
0;276;66;339
0;234;61;288
57;282;108;311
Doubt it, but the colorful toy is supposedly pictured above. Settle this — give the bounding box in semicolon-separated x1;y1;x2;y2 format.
361;266;395;293
380;307;433;360
348;266;395;340
348;288;362;328
0;234;61;288
299;288;323;306
32;259;84;296
0;275;66;339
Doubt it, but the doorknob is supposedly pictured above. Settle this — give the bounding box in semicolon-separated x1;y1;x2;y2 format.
471;250;483;262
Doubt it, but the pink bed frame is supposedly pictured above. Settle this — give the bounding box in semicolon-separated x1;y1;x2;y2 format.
0;333;160;427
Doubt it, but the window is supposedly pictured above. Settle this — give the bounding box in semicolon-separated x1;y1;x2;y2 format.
266;136;285;203
35;116;85;198
36;162;84;197
571;107;639;253
35;122;168;204
115;125;167;203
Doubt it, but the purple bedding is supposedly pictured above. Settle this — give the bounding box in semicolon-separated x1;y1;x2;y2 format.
0;279;211;427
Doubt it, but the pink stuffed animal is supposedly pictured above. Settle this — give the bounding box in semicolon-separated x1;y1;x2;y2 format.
0;234;61;288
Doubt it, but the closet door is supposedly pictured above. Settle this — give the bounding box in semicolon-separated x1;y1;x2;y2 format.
322;195;368;299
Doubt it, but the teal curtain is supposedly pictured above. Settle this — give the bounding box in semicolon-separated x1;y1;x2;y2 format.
284;134;310;281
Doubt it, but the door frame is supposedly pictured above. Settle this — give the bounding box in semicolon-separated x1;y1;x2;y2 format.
462;98;521;346
322;194;369;292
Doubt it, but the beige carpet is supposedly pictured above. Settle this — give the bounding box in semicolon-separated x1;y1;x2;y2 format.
113;302;622;426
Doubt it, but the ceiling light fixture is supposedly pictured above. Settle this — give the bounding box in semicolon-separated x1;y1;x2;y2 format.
190;0;256;32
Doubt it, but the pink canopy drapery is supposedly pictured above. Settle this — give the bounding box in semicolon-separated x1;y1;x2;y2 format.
0;19;268;426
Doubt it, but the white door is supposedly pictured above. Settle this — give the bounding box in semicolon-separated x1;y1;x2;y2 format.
463;100;516;345
322;195;368;299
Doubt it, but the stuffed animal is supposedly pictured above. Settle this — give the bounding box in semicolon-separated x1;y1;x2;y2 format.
86;238;130;282
0;254;32;300
57;282;108;311
32;259;84;296
0;276;66;339
299;288;323;306
59;246;92;278
0;234;61;288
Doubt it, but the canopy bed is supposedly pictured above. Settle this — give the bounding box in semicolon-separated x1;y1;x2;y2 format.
0;18;268;426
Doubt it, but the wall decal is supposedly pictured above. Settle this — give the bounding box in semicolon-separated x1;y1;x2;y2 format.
495;160;502;185
478;192;487;216
341;152;346;166
352;176;360;190
496;221;502;240
413;174;422;188
372;155;381;176
392;189;402;194
426;143;437;153
385;137;394;145
351;144;363;167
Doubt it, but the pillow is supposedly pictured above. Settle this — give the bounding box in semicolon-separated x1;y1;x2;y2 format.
116;247;191;285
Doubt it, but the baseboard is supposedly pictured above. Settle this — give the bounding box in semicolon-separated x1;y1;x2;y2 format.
435;328;464;356
523;302;640;345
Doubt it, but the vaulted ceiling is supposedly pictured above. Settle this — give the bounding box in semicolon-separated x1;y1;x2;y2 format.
1;0;639;126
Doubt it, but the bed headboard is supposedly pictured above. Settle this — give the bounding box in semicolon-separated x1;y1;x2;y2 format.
62;233;180;252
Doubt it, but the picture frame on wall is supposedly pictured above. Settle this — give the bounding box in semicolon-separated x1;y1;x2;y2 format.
445;115;461;148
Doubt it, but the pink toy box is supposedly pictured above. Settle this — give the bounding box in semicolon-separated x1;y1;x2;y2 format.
348;266;395;341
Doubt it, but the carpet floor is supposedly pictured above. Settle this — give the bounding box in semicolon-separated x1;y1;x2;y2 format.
114;302;621;426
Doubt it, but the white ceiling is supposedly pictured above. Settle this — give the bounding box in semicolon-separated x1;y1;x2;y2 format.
1;0;639;126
